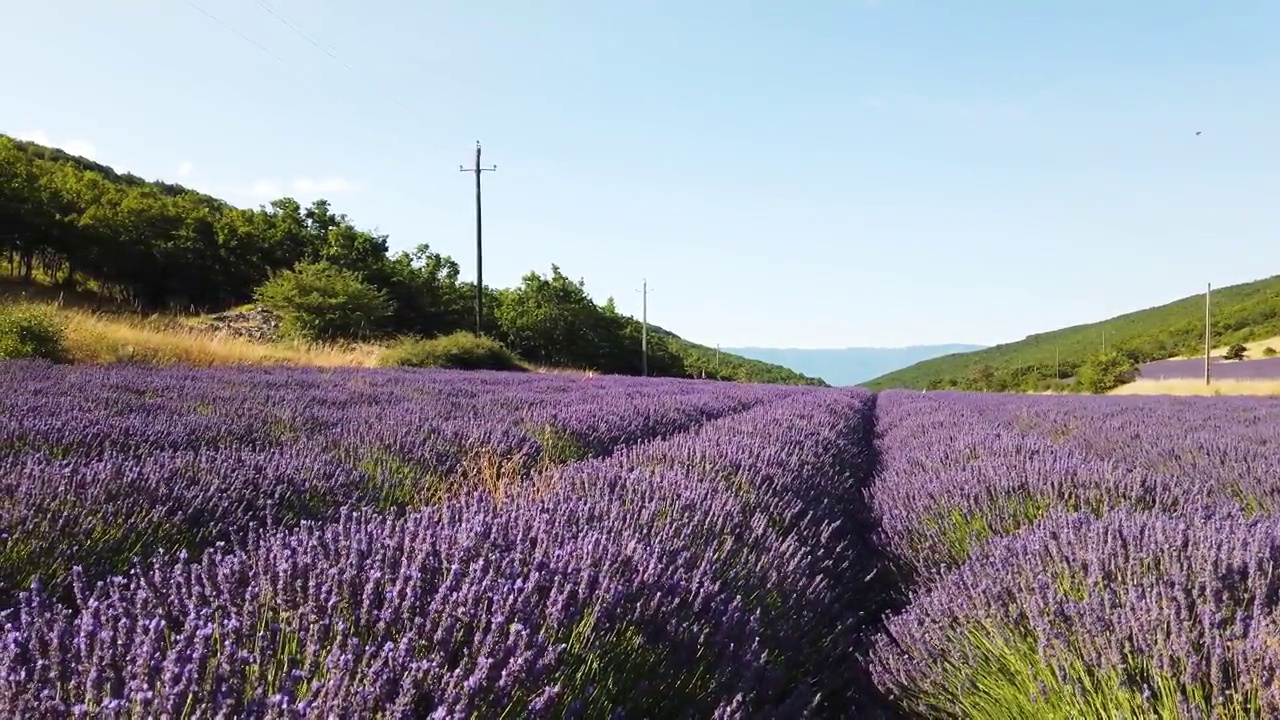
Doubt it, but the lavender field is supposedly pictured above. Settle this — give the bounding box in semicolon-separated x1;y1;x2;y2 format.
870;390;1280;718
1140;355;1280;381
3;363;1280;717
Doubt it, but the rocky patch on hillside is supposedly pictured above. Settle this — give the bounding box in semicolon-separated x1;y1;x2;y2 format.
201;306;282;342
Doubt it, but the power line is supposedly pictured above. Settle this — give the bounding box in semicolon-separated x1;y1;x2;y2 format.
185;0;286;65
251;0;354;72
244;0;414;115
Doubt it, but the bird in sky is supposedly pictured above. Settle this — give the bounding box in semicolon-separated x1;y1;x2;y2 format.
1196;131;1203;135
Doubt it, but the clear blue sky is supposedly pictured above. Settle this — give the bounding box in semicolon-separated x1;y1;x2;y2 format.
5;1;1279;349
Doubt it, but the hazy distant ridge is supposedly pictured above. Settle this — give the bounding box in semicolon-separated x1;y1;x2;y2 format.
722;344;986;386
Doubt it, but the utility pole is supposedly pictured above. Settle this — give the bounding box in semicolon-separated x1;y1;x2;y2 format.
1205;282;1212;386
1055;344;1060;380
640;279;649;376
459;141;496;335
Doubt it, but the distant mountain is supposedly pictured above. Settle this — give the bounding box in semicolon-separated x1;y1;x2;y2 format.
721;345;986;386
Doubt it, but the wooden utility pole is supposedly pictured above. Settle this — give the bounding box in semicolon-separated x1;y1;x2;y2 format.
640;279;649;376
459;141;496;335
1055;344;1060;380
1205;282;1212;386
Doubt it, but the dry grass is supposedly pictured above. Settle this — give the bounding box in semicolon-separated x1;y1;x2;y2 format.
528;364;598;379
2;272;388;367
1110;378;1280;397
1173;334;1280;361
58;308;384;367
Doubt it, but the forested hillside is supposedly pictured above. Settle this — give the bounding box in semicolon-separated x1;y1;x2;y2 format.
865;275;1280;392
0;135;821;385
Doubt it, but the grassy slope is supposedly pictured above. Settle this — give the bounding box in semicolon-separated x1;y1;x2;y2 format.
1;276;821;384
1;277;384;368
864;274;1280;391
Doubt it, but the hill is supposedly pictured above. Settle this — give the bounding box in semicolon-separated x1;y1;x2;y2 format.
0;134;821;386
722;344;985;386
865;275;1280;392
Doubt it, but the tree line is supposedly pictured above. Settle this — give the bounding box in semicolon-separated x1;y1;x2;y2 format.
0;135;823;385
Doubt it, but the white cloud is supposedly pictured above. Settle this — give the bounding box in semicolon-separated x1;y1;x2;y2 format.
12;130;97;159
14;130;50;145
249;179;283;198
216;176;360;206
292;177;356;194
178;161;194;177
864;96;888;110
61;139;97;160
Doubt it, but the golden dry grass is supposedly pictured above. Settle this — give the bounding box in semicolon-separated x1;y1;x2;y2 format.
60;309;385;367
3;298;383;370
2;271;389;367
1110;378;1280;396
1173;334;1280;360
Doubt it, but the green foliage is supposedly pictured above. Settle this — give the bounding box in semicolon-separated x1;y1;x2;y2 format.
379;332;523;371
901;624;1256;720
1;133;819;385
1073;352;1139;394
1224;342;1248;361
527;423;589;464
866;273;1280;391
1263;346;1277;358
0;304;65;360
254;261;391;341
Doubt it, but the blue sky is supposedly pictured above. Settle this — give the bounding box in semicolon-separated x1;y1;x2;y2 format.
5;1;1279;349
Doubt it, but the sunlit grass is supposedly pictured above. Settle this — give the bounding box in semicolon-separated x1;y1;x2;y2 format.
1;275;385;368
1110;379;1280;396
57;307;385;367
1172;334;1280;361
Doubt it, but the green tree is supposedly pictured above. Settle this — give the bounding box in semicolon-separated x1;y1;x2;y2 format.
1074;351;1139;394
255;261;391;341
1224;343;1248;361
1263;346;1277;358
375;244;471;336
494;265;606;368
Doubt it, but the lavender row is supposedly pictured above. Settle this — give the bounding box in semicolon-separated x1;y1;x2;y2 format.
1140;356;1280;381
0;363;802;596
871;509;1280;718
0;361;801;460
0;388;885;717
869;390;1280;577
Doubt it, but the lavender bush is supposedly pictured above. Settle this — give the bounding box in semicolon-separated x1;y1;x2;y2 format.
872;509;1280;718
870;390;1280;577
0;362;801;596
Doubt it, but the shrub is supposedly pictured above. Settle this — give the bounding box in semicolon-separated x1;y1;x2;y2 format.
0;304;66;361
1073;352;1137;394
254;262;391;342
379;332;524;371
1262;346;1277;358
1224;343;1248;361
